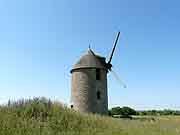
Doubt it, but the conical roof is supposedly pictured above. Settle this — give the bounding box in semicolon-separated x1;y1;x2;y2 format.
71;49;107;73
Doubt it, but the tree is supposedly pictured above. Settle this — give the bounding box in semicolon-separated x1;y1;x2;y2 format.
110;107;121;115
109;106;137;117
120;106;137;116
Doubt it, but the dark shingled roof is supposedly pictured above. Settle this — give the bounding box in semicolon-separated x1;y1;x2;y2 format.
71;49;107;73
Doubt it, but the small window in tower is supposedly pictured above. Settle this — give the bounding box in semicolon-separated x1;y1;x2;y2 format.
96;68;101;80
97;91;101;100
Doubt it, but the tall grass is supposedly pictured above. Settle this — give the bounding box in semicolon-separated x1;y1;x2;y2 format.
0;97;180;135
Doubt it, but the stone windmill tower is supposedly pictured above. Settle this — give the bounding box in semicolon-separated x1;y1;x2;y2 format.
70;32;123;115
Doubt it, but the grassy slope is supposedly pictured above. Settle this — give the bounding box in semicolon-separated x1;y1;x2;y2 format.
0;98;180;135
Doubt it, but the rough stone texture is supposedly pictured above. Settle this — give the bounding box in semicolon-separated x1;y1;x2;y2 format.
71;68;108;114
96;69;108;114
70;48;109;115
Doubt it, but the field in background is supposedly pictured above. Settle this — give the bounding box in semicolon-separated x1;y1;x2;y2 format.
0;98;180;135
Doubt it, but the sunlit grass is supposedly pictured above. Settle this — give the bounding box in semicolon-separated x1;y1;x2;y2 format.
0;98;180;135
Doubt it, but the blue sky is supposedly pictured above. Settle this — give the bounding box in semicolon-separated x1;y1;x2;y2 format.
0;0;180;110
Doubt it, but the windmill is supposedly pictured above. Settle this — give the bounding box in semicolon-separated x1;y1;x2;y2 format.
70;32;126;115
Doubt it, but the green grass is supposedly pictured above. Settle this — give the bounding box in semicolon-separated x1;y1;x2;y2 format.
0;98;180;135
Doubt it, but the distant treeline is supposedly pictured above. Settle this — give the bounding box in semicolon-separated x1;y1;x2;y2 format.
138;109;180;116
109;106;180;116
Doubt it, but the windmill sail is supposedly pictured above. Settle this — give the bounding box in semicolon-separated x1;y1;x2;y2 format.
111;69;127;88
108;31;120;64
106;32;121;70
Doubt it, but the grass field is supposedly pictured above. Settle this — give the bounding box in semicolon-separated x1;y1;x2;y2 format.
0;98;180;135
